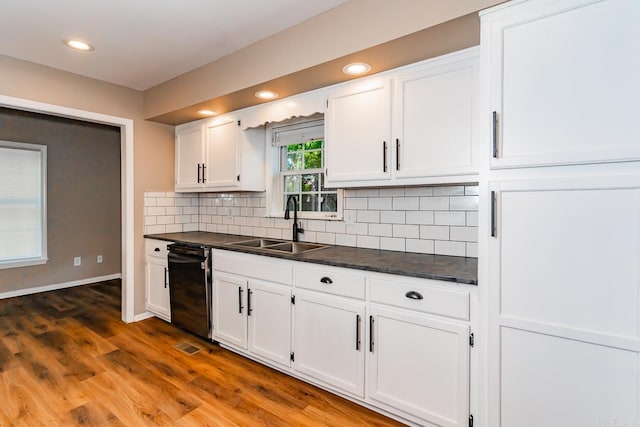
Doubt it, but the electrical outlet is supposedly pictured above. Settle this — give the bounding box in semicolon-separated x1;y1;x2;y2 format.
97;255;103;263
73;256;81;266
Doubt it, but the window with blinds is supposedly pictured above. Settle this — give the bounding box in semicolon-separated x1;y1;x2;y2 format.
0;141;47;268
269;118;341;219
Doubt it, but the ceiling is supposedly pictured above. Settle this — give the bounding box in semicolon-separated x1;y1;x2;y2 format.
0;0;347;91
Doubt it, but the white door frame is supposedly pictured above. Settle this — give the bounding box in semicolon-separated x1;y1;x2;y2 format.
0;95;135;323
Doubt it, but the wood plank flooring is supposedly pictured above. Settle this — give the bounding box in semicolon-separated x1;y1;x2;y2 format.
0;280;405;426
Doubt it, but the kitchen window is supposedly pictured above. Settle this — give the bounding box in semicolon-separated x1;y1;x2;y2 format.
0;140;48;269
267;118;341;219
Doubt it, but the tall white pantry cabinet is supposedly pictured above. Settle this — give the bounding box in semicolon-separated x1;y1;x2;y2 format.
478;1;640;427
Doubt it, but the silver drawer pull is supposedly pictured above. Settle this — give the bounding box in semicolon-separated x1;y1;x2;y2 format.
405;291;423;300
320;276;333;284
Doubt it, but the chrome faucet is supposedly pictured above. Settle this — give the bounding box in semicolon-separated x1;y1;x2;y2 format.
284;195;304;242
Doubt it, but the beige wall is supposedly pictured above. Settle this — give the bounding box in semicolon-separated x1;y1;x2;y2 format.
144;0;503;119
0;108;122;291
0;54;175;314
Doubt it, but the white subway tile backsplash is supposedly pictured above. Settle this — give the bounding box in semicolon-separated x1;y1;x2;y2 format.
404;187;434;197
405;211;435;225
466;242;478;258
307;220;326;232
379;188;405;197
336;234;357;247
450;226;478;242
368;197;393;210
316;232;336;245
157;216;175;225
357;210;380;223
345;198;368;210
433;185;465;196
393;224;420;239
406;239;434;254
346;223;368;235
369;223;393;237
420;225;450;240
355;188;380;197
165;224;183;233
450;196;479;211
434;211;466;226
380;210;406;224
465;185;480;196
326;221;346;234
357;235;380;249
420;197;449;211
144;184;479;258
381;237;406;251
435;240;466;257
393;197;420;211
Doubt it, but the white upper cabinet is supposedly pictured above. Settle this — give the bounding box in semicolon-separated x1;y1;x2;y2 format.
205;117;241;188
395;54;478;179
325;77;393;183
485;0;640;169
175;123;205;191
175;115;265;193
325;48;479;188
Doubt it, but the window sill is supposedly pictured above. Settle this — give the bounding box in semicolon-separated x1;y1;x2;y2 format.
269;211;343;221
0;257;49;270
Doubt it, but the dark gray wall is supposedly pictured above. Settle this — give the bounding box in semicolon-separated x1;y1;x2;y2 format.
0;107;121;292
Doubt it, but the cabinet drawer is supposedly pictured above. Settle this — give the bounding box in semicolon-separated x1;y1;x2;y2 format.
146;239;170;259
213;250;292;285
370;279;469;321
294;265;365;300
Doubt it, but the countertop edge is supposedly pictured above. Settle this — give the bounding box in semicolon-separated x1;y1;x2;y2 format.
144;233;478;286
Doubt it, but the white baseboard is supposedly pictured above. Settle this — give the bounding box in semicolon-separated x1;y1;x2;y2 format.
133;311;156;322
0;273;122;299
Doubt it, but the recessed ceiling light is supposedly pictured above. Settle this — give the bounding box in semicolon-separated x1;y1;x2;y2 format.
255;90;278;100
342;62;371;76
197;109;217;116
65;39;94;52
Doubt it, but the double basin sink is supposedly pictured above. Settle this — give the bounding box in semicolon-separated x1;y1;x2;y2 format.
227;238;327;255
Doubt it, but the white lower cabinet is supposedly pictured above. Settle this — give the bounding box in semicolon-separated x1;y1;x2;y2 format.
368;305;469;427
213;272;292;368
145;239;170;321
210;249;474;425
212;272;248;348
247;280;292;367
293;290;366;398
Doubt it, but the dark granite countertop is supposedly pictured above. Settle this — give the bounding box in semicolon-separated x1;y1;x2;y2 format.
144;231;477;285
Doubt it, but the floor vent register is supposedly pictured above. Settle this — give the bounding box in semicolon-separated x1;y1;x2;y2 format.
174;341;201;355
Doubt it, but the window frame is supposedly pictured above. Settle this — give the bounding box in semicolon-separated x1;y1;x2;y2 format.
266;117;342;220
0;140;48;269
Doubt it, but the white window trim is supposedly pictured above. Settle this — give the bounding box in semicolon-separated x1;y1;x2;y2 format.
265;116;343;220
0;140;48;269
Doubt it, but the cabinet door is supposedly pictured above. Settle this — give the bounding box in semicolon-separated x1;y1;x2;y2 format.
325;78;392;184
485;0;640;168
488;176;640;426
395;54;477;179
145;257;171;320
247;280;292;368
205;118;240;188
175;124;204;190
293;290;365;397
213;273;247;349
368;305;469;427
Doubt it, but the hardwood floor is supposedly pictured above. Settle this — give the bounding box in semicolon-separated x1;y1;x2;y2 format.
0;280;405;426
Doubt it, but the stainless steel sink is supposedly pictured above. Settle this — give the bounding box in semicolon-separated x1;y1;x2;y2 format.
228;238;284;248
227;239;327;254
264;242;327;254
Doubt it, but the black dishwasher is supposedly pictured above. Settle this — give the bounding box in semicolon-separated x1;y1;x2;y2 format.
167;244;211;339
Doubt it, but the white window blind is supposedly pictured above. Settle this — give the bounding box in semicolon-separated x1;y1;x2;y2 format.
0;141;47;268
